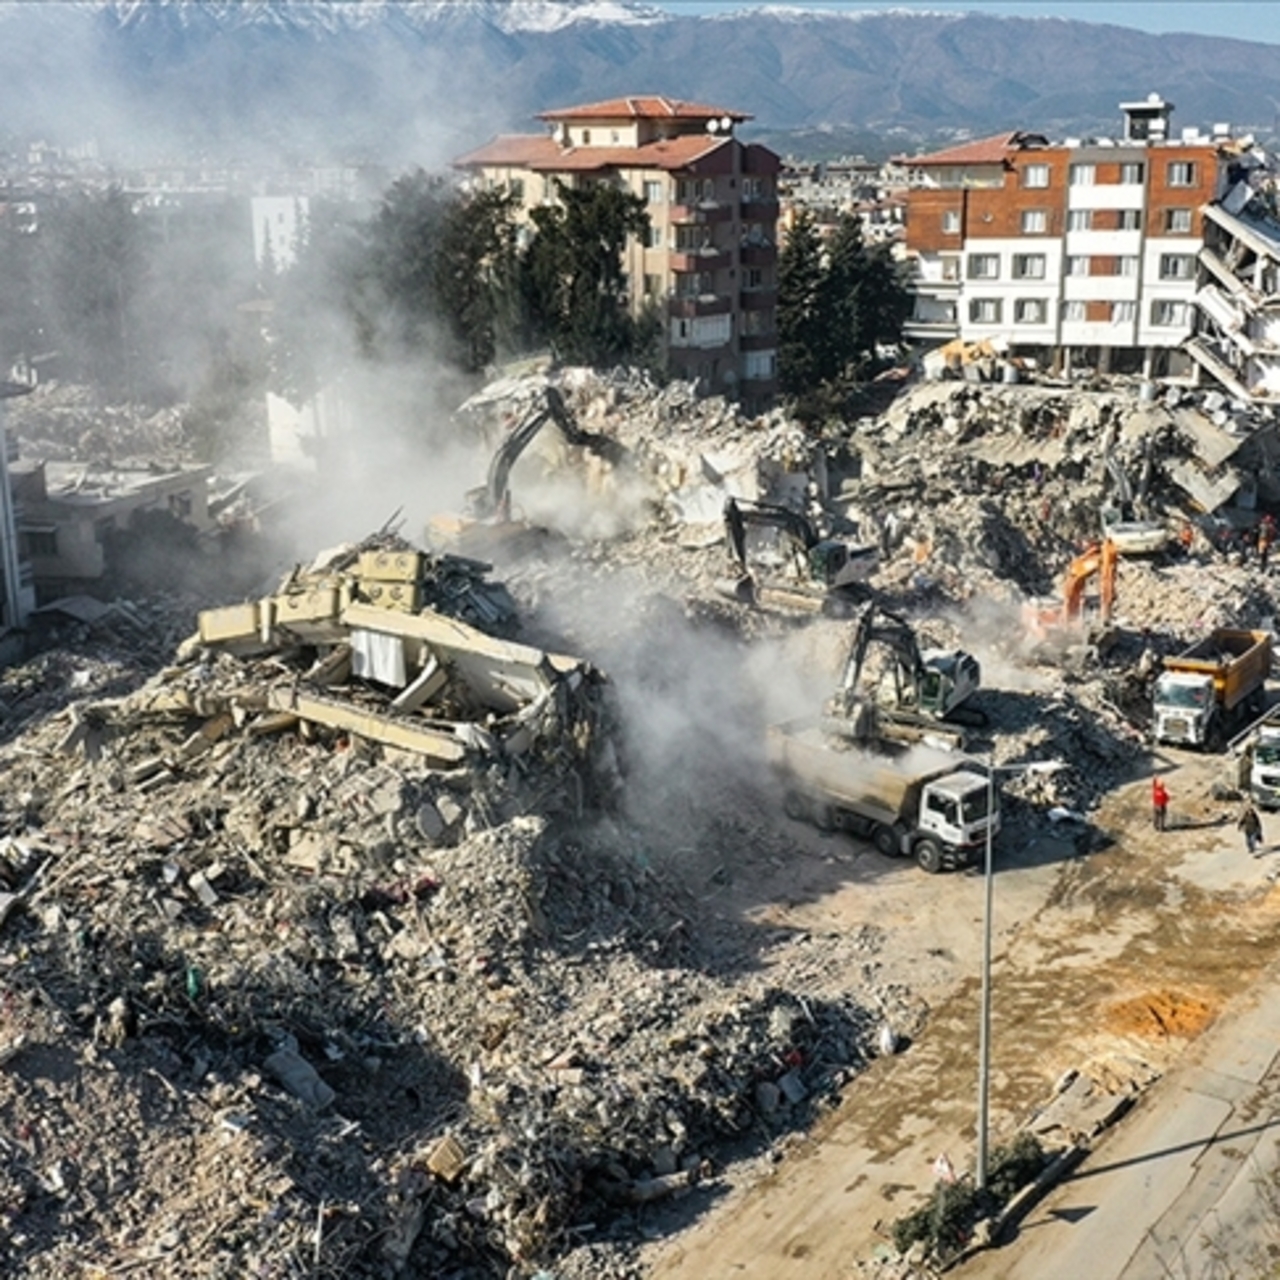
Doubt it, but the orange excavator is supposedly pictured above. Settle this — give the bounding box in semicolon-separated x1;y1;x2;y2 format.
1023;538;1118;654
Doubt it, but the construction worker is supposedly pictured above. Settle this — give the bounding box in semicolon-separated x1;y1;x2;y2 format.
1259;515;1276;569
1178;522;1194;556
1238;802;1264;854
1152;776;1169;831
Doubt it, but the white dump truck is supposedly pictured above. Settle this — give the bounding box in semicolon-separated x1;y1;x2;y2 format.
766;719;999;873
1152;628;1272;750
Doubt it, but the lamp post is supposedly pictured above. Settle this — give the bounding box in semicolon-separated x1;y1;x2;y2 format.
975;756;1062;1192
976;756;995;1191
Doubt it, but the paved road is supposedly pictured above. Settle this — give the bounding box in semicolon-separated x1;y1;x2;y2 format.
959;966;1280;1280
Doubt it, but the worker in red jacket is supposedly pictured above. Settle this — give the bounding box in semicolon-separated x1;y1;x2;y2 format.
1152;777;1169;831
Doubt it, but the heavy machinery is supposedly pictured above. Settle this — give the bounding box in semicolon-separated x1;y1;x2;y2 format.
427;385;625;557
824;602;983;750
766;718;999;873
1152;627;1271;750
1023;537;1119;659
722;496;878;616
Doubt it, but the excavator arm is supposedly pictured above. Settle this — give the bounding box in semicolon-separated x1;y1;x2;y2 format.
723;497;820;572
835;603;926;713
475;385;627;520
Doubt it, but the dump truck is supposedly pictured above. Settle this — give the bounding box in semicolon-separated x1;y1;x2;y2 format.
766;719;999;873
1152;628;1272;750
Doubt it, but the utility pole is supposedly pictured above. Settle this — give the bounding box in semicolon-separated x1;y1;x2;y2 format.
976;755;995;1191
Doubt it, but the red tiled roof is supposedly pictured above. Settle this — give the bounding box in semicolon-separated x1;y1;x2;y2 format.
454;133;730;173
899;131;1033;167
537;96;750;123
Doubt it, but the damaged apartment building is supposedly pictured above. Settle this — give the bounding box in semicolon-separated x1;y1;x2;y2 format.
454;96;780;405
900;95;1278;393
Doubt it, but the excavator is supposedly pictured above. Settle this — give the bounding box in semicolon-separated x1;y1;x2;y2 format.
1023;537;1119;660
427;385;626;558
721;496;878;616
823;602;984;751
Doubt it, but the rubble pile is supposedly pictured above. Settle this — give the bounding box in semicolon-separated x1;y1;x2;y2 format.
0;532;903;1277
6;380;189;468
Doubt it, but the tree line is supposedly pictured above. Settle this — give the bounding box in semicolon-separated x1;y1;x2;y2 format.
0;174;911;451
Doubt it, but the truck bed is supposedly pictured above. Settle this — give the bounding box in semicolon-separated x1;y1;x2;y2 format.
1163;628;1271;713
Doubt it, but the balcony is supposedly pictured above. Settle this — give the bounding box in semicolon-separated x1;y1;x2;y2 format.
668;294;733;318
739;331;777;352
741;196;780;219
739;243;777;267
670;201;734;225
669;248;731;273
739;288;778;311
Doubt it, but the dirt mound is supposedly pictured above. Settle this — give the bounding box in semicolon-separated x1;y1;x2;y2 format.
1103;989;1217;1040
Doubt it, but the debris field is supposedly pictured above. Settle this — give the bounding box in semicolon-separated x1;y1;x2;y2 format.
3;366;1280;1278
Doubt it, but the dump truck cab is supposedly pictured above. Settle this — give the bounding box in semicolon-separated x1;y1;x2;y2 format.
916;769;998;870
1153;671;1215;745
1252;727;1280;809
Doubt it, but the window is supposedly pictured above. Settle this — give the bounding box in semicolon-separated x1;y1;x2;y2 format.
1061;300;1086;322
25;529;58;557
743;267;764;289
1120;162;1145;184
675;273;702;297
742;177;767;200
1020;209;1047;234
1165;207;1193;233
644;180;663;204
1151;299;1189;326
742;308;774;335
1159;253;1195;280
509;179;524;200
968;298;1002;323
744;350;775;380
940;255;960;282
1014;298;1047;324
1012;253;1046;280
1066;256;1090;276
1067;209;1093;231
967;253;999;280
1111;301;1137;323
643;273;662;297
1118;209;1142;230
1021;163;1050;188
942;209;961;233
1119;256;1140;276
581;129;591;145
675;225;709;251
1167;161;1197;187
1069;163;1096;186
645;224;662;249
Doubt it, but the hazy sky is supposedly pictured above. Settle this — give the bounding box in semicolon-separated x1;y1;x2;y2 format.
657;1;1280;46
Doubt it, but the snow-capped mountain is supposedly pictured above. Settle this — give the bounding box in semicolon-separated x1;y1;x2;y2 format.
1;1;1277;169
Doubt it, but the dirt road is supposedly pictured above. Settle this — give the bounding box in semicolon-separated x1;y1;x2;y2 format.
645;752;1280;1279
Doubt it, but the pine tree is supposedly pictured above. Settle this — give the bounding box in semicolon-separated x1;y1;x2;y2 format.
777;208;827;396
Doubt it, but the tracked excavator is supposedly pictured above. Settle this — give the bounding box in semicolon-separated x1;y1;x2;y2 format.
1023;537;1119;661
823;602;984;751
721;496;878;616
427;385;626;558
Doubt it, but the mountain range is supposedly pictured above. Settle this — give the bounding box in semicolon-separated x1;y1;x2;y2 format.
2;1;1279;169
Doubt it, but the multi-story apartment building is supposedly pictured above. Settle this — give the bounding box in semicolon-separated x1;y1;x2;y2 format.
454;96;780;403
901;96;1236;379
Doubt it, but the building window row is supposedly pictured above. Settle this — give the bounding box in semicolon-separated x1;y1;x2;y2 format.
1022;160;1192;189
967;251;1189;280
967;298;1189;326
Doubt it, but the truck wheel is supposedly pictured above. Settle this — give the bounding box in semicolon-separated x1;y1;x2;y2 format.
812;803;836;832
873;824;898;857
784;790;807;821
915;839;944;874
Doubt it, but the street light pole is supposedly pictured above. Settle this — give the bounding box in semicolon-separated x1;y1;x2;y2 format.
976;754;995;1192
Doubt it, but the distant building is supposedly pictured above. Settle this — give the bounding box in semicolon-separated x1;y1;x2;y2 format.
899;95;1261;383
454;96;781;404
11;459;212;593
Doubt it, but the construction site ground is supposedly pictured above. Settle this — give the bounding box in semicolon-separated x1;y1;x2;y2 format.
646;744;1280;1278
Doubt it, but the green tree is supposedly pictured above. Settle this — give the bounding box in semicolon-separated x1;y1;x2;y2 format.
821;212;911;379
518;180;651;367
777;208;827;396
40;187;147;395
